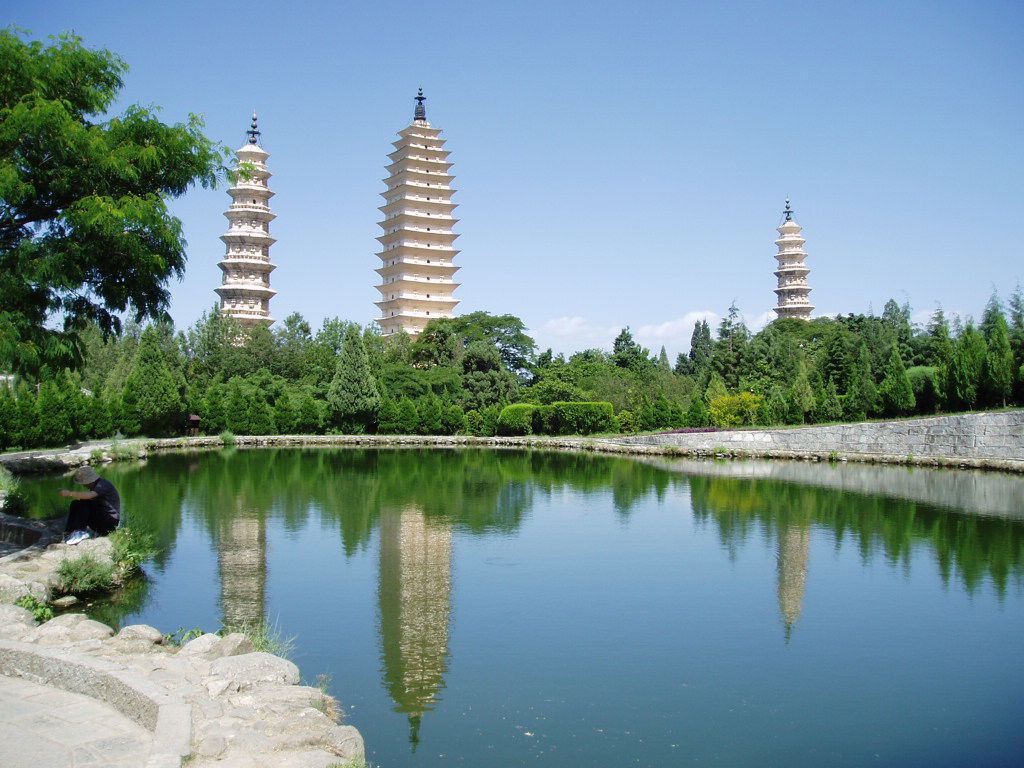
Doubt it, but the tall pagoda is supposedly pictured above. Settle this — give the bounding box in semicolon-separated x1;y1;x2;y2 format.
772;200;814;321
215;114;277;327
375;90;460;337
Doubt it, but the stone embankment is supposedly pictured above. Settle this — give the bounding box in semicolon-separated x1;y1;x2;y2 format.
1;409;1021;475
0;537;364;768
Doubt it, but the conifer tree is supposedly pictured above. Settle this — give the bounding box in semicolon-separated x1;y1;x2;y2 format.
848;342;879;418
247;396;276;435
943;322;986;410
682;394;711;428
981;306;1014;407
657;346;671;371
273;391;298;434
123;326;183;436
689;320;713;375
790;358;816;423
296;392;321;434
418;394;443;435
816;381;843;423
377;397;401;434
440;403;467;435
13;385;40;447
878;346;916;416
37;379;73;445
705;372;729;404
397;399;419;434
226;378;250;434
87;393;112;439
326;325;380;433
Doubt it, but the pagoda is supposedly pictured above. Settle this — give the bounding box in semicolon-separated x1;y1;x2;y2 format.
215;114;277;327
375;90;460;337
772;200;814;321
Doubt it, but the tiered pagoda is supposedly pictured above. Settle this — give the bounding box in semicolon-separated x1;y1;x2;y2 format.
375;90;460;337
215;114;277;327
772;200;814;321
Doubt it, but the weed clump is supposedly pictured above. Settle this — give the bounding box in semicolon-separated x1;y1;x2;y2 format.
55;552;115;595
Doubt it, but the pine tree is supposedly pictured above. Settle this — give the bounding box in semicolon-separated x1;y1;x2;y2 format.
790;358;816;423
377;397;402;434
878;346;916;416
397;399;419;434
326;325;380;433
816;381;843;423
37;378;72;446
87;393;112;439
1008;284;1024;402
123;325;183;436
682;394;711;428
296;392;321;434
13;385;40;448
226;378;250;434
705;372;729;404
689;320;713;374
657;346;671;371
247;396;276;435
848;342;879;418
440;403;467;435
418;394;443;435
273;391;299;434
943;323;986;411
981;306;1014;407
712;303;752;389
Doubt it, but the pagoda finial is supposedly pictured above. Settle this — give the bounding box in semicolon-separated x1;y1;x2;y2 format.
247;112;260;144
783;198;793;222
414;88;426;122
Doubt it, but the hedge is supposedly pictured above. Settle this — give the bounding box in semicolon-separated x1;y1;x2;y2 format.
496;404;537;435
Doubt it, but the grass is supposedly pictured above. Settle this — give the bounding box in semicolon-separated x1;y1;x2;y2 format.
55;552;115;595
15;594;54;622
163;626;206;646
310;672;342;722
219;430;237;446
109;526;157;579
0;467;29;515
221;617;296;658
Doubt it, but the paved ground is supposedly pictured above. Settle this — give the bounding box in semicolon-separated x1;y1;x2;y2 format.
0;674;151;768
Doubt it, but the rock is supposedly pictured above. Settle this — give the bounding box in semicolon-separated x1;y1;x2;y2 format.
215;633;256;658
116;624;164;644
196;733;226;757
0;573;31;602
257;750;343;768
179;633;222;657
209;652;301;692
0;603;36;626
69;619;115;642
52;595;79;609
327;724;365;760
207;679;232;698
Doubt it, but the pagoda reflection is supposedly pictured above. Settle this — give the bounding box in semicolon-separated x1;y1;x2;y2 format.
218;505;268;629
777;522;810;640
377;505;453;751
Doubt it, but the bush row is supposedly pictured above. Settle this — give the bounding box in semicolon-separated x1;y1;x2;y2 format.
496;401;617;436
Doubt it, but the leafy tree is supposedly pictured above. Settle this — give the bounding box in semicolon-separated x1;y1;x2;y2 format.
326;325;380;432
12;385;40;448
878;347;916;416
709;392;763;427
461;341;518;411
122;325;182;436
705;372;728;404
0;29;226;375
275;313;313;381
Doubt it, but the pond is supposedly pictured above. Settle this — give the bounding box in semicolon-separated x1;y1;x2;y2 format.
19;448;1024;767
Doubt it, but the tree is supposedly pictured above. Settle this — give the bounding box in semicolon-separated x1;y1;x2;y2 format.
273;391;299;434
847;342;879;418
713;303;752;389
682;394;711;428
657;346;671;371
461;341;518;411
689;320;713;374
790;358;816;423
943;322;986;411
981;304;1014;407
0;29;226;375
418;394;443;435
0;385;15;449
878;347;916;416
122;325;183;436
612;327;651;372
295;391;321;434
326;325;380;433
397;399;419;434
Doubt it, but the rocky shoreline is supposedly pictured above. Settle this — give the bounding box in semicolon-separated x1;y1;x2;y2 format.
0;533;365;768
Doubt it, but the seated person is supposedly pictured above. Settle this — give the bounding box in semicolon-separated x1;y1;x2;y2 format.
60;466;121;545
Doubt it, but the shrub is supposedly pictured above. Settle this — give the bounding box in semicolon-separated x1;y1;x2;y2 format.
219;430;237;446
709;393;763;427
109;527;157;579
55;553;115;595
496;404;537;435
549;401;616;435
0;468;29;515
15;594;54;622
464;409;483;435
616;409;638;433
531;405;557;435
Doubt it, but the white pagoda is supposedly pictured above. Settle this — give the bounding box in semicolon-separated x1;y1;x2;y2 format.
216;114;277;327
772;200;814;321
375;90;460;337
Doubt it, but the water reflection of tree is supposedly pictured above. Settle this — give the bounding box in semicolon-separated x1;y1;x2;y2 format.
689;475;1024;596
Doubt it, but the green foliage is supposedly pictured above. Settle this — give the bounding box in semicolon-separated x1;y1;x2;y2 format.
906;366;939;413
709;392;763;427
682;394;711;428
397;399;419;434
122;325;183;436
163;626;206;646
109;526;157;578
0;29;227;375
326;325;380;432
15;594;54;622
0;468;29;514
616;409;638;433
547;401;617;435
879;346;916;416
220;618;296;659
55;553;115;595
461;340;518;410
497;404;537;436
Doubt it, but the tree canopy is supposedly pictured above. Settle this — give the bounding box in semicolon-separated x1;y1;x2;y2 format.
0;28;227;375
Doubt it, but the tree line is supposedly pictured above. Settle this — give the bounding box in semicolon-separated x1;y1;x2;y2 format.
2;289;1022;451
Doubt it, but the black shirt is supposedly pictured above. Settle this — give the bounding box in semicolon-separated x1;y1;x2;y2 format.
91;478;121;521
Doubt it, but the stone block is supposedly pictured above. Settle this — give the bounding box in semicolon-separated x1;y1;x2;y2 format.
209;652;301;691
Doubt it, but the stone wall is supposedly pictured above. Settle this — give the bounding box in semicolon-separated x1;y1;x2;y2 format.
616;409;1024;463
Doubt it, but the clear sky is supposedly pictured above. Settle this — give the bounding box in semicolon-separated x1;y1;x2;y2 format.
15;0;1024;356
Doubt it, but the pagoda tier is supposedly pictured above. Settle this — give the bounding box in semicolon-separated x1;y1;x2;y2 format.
375;90;460;338
216;115;277;328
772;201;814;321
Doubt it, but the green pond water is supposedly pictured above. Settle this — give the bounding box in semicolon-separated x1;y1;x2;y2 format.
18;448;1024;767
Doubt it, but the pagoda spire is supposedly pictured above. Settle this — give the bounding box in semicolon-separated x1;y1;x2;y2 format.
214;116;277;327
414;88;427;122
772;200;814;321
374;94;461;338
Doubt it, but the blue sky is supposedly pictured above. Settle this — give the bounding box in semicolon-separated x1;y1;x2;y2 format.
16;0;1024;355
